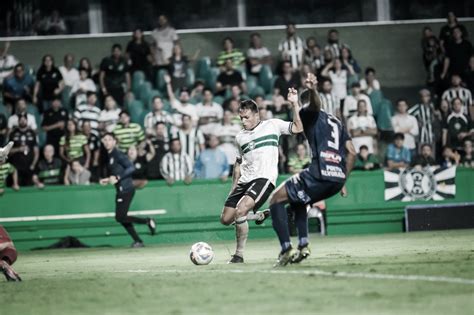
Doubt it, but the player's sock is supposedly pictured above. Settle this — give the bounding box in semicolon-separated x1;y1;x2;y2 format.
128;216;148;224
234;216;248;258
294;204;309;247
246;212;259;221
270;202;292;252
121;223;142;243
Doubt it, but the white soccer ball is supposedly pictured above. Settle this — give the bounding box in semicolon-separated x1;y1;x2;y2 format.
189;242;214;265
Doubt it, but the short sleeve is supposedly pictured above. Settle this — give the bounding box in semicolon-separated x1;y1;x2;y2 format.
271;118;292;136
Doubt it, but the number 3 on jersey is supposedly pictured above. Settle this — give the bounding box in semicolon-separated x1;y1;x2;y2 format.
327;116;340;150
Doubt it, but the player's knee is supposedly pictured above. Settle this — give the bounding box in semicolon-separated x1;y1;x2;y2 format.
220;216;231;226
115;214;125;223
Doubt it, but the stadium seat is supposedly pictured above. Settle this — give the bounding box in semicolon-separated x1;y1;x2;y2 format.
156;69;169;93
213;95;224;105
0;104;9;118
258;65;274;94
249;86;266;99
205;67;220;93
186;68;195;89
246;75;258;93
128;100;145;124
162;99;172;112
376;99;395;131
137;82;152;104
132;71;146;95
195;57;211;81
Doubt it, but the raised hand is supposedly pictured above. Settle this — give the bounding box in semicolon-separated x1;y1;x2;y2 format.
304;73;318;89
287;87;298;105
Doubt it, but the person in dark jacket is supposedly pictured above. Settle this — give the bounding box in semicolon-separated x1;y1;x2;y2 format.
100;132;156;247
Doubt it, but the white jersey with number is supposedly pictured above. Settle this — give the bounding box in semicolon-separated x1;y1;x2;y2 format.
236;119;293;185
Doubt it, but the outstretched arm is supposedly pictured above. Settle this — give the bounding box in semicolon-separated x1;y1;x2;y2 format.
287;87;303;134
303;73;322;112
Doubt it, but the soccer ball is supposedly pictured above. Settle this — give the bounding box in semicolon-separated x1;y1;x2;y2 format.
190;242;214;265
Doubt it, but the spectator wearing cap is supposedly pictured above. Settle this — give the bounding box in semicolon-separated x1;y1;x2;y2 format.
41;97;68;155
360;67;381;95
347;100;378;153
7;113;39;186
217;37;245;70
391;99;419;155
343;82;372;120
164;74;198;125
216;58;246;97
74;91;101;136
71;67;96;107
386;133;411;170
113;110;145;153
2;63;35;112
442;97;473;151
408;89;438;154
144;96;173;136
195;88;224;135
278;22;304;69
160;138;193;186
32;144;63;188
273;60;301;100
354;145;380;171
441;74;473;119
33;54;64;112
412;144;437;168
194;135;229;181
8;98;38;132
99;44;131;107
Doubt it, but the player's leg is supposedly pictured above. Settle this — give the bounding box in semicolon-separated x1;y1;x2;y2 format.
115;191;144;246
0;141;14;164
291;203;311;263
231;195;256;262
268;182;293;258
0;226;21;281
115;190;156;236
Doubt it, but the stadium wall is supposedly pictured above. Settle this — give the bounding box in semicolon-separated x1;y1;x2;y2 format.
1;168;473;250
2;20;474;88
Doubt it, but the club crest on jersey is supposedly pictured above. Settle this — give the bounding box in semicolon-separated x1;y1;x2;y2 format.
247;141;256;150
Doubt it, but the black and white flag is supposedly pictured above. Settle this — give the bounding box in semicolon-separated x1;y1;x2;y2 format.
384;166;456;201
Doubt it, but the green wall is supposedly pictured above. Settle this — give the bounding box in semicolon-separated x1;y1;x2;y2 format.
2;21;474;88
1;168;473;250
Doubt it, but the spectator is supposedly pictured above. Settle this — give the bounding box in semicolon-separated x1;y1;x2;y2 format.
0;161;19;195
324;29;344;58
33;54;64;112
421;27;440;71
58;54;80;92
439;98;451;122
171;114;205;162
269;95;291;121
168;43;197;90
3;63;35;111
323;48;335;65
441;74;473;119
412;143;437;168
164;74;198;125
386;133;411;170
99;44;131;107
0;42;18;86
441;26;472;81
440;146;460;167
78;57;93;79
151;15;179;68
194;135;229;180
439;12;468;51
222;84;245;110
273;60;301;100
354;145;380;171
461;139;474;168
8;114;39;186
391;99;419;153
442;97;473;150
196;88;224;135
216;58;245;97
113;110;145;152
71;67;96;106
148;122;169;179
128;144;154;189
190;80;205;103
212;110;241;173
464;55;474;94
340;46;361;75
287;143;311;174
247;33;272;76
43;10;67;35
59;120;90;168
319;78;340;118
82;121;100;180
99;95;121;133
303;37;318;65
160;138;193;186
0;113;7;146
8;98;37;132
360;67;381;95
32;144;63;188
64;160;91;186
73;91;101;136
217;37;245;69
408;89;438;152
278;22;304;69
144;96;173;136
227;98;242;125
347;100;378;153
126;28;153;80
343;82;373;120
307;44;324;75
41;97;68;154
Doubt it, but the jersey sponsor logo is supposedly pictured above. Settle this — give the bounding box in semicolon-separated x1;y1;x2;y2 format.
320;150;342;163
321;165;346;179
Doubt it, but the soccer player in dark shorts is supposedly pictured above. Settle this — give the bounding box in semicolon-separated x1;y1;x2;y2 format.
269;73;356;266
100;133;156;247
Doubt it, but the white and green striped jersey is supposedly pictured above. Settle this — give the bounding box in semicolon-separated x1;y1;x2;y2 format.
236;119;293;185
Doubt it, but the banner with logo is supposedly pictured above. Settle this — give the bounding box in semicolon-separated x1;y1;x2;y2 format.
384;166;456;201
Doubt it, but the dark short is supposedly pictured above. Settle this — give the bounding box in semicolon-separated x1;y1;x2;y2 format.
225;178;275;211
285;168;344;205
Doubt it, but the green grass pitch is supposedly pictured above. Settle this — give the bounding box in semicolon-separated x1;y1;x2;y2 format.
2;230;473;315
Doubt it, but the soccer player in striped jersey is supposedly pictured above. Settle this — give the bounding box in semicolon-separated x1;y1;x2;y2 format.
220;91;304;263
113;110;145;152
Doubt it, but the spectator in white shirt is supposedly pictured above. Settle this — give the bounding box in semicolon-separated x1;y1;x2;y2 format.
321;58;354;102
391;99;419;152
8;98;37;131
343;82;373;120
160;138;193;186
195;88;223;135
99;95;121;133
247;33;272;76
278;22;305;69
319;78;341;119
59;54;80;89
441;74;473;119
71;68;96;106
347;100;378;153
143;96;173;136
212;110;241;171
164;74;198;126
360;67;381;95
0;42;18;86
324;29;344;58
151;15;179;67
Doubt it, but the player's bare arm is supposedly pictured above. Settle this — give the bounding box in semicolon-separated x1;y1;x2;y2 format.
287;87;304;134
341;140;357;197
303;73;322;112
230;157;241;191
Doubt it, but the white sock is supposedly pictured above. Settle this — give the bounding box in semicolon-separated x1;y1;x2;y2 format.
235;217;249;258
246;212;261;221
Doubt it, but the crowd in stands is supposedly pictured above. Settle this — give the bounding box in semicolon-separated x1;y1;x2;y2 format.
0;12;473;194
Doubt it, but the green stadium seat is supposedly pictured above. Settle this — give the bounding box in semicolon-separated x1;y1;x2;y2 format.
162;99;172;112
375;99;394;131
137;110;149;128
138;82;152;104
132;71;146;95
0;104;9;118
186;68;195;89
205;68;220;93
258;65;274;94
249;86;266;99
38;129;46;148
156;69;169;93
195;57;211;81
246;75;258;93
213;96;224;105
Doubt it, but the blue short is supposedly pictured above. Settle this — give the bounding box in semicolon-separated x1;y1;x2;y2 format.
285;168;344;205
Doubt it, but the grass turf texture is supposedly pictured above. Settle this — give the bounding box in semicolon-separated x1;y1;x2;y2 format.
1;230;473;315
